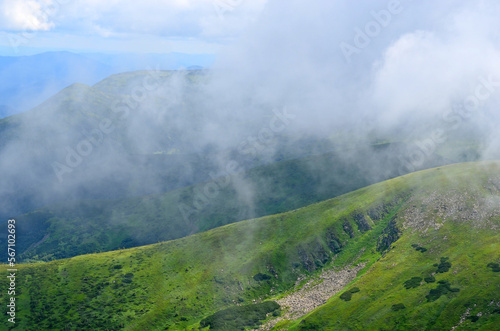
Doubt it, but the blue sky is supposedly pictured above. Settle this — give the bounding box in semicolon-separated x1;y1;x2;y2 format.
0;0;268;56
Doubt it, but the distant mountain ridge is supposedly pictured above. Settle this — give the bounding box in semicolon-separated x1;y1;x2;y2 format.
0;69;482;247
0;51;215;117
0;104;15;118
0;51;115;114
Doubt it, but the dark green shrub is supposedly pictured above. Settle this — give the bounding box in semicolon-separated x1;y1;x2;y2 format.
436;257;451;273
424;276;436;283
416;246;427;253
199;301;280;330
404;277;422;289
253;273;272;282
467;316;479;322
487;262;500;272
340;291;352;301
426;280;459;302
339;287;360;301
349;287;360;293
121;273;133;284
298;320;322;330
426;289;442;302
391;303;406;311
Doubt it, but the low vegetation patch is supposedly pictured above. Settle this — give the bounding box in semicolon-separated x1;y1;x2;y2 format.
339;287;360;301
424;275;436;283
199;301;280;330
411;244;427;253
486;262;500;272
253;273;272;281
404;277;423;289
426;280;459;302
349;287;360;293
391;303;406;311
435;257;451;273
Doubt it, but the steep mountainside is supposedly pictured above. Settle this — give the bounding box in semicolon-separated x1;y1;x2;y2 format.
1;161;498;330
3;142;448;262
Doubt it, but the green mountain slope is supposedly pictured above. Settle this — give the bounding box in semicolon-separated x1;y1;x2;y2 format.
1;67;489;223
1;161;499;330
0;71;213;220
291;219;499;331
6;142;448;262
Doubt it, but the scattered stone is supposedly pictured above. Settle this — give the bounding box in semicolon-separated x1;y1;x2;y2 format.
256;263;365;330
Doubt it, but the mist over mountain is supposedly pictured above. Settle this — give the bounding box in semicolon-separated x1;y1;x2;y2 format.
0;0;500;329
0;104;15;118
1;0;499;220
2;162;499;329
0;51;215;117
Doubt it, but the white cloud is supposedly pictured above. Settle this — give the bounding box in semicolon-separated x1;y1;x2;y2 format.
200;0;268;39
0;0;268;41
369;2;500;129
0;0;268;53
29;0;266;38
198;0;500;141
0;0;55;31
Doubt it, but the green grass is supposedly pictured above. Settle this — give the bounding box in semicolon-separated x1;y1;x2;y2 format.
285;162;500;331
6;141;431;263
199;301;280;330
1;69;478;264
291;219;500;330
1;161;499;330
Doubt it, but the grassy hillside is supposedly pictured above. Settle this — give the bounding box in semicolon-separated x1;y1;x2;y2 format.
1;161;499;330
5;142;449;262
283;163;500;331
289;217;500;331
